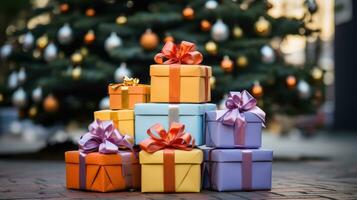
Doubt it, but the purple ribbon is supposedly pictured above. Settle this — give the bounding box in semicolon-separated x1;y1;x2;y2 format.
217;90;265;146
242;150;252;190
77;119;134;190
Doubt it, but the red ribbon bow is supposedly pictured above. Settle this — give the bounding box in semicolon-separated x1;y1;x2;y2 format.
154;41;203;64
140;122;195;153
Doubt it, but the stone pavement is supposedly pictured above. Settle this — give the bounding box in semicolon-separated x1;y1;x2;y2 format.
0;159;356;200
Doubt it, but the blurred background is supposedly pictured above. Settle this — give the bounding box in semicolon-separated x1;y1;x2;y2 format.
0;0;355;160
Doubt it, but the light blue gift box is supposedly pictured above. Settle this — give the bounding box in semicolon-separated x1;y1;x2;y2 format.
134;103;216;145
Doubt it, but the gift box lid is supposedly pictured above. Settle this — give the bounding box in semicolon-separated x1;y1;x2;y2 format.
139;149;203;164
108;84;150;95
65;150;138;165
150;65;212;77
202;148;273;162
94;110;134;121
206;110;263;123
135;103;216;116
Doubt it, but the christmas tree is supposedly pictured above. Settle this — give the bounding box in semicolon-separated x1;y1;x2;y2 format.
0;0;324;125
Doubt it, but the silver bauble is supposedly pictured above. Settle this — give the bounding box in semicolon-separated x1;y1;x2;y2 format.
99;96;110;110
261;45;275;63
44;42;58;62
17;67;26;84
1;44;12;59
23;32;35;50
105;32;122;52
114;62;132;82
32;86;43;103
8;71;18;89
205;0;218;10
211;19;229;42
12;87;27;108
57;23;73;45
297;80;311;99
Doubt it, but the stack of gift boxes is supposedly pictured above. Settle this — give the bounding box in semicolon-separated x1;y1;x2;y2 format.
65;41;273;193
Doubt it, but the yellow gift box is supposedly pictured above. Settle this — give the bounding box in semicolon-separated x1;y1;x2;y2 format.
150;64;212;103
94;110;134;143
139;149;203;193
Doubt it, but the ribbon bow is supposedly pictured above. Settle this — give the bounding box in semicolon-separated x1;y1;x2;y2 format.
110;76;139;90
78;119;133;154
140;122;195;153
154;41;203;64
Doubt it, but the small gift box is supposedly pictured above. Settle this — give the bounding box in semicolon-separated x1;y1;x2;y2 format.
134;103;216;145
108;76;150;110
202;148;273;191
139;123;202;193
205;91;265;148
94;109;134;144
65;120;141;192
150;41;212;103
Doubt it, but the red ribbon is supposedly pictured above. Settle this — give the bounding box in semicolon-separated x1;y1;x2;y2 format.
154;41;203;65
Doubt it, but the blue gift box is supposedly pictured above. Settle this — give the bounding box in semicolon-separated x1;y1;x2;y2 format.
134;103;216;145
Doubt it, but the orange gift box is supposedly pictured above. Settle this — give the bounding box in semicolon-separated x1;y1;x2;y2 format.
65;151;141;192
108;83;150;110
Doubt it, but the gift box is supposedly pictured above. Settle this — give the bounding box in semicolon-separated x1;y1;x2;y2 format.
94;110;134;143
108;77;150;110
205;91;265;148
202;148;273;191
134;103;216;145
150;41;211;103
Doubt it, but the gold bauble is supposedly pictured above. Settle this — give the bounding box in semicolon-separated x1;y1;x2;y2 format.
140;29;159;50
116;15;127;25
28;106;38;118
59;3;69;13
0;93;3;103
71;52;83;64
43;94;59;113
164;35;174;43
311;67;323;80
72;67;82;80
84;30;95;44
221;56;234;73
37;35;48;49
86;8;96;17
201;20;211;31
236;55;248;68
255;17;271;36
233;26;243;39
252;82;263;97
182;7;194;20
210;76;216;89
33;49;41;59
205;41;217;55
80;47;89;56
286;75;297;88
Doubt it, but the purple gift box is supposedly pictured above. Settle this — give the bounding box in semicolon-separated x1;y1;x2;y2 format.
205;90;265;148
202;148;273;191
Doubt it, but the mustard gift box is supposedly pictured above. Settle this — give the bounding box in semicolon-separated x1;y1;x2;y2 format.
94;110;134;143
150;65;212;103
139;149;203;193
108;83;150;110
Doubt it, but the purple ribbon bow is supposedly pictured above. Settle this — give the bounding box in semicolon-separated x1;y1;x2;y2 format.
217;90;265;146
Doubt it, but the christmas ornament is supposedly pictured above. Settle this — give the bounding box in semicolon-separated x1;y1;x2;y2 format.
252;81;263;97
240;0;254;10
221;56;234;72
8;71;18;89
59;3;69;13
71;52;83;65
22;32;35;50
114;62;132;82
233;26;243;39
33;49;41;59
164;34;174;43
140;29;159;50
12;87;27;108
286;75;297;88
0;93;3;103
261;45;275;63
311;67;323;80
236;55;248;68
86;8;96;17
104;32;122;52
28;106;38;118
43;94;59;112
80;47;89;56
255;17;271;36
32;86;43;103
297;80;311;99
210;76;216;89
44;42;58;62
84;30;95;44
205;41;217;54
1;44;12;59
72;67;82;80
99;96;110;110
306;0;318;14
182;6;195;20
36;35;48;49
116;15;127;25
201;20;212;31
211;19;229;42
205;0;218;10
57;23;73;45
17;67;26;84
